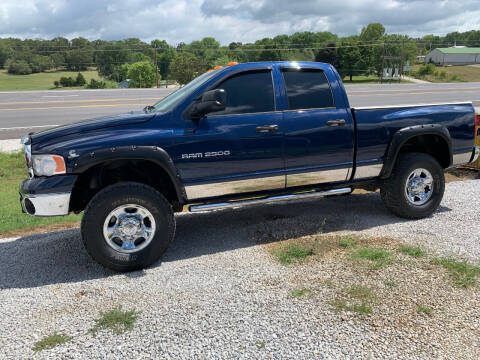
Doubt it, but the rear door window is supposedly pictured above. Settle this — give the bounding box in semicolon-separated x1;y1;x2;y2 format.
282;69;334;110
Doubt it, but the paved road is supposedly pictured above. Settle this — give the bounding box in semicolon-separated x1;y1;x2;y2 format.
0;82;479;140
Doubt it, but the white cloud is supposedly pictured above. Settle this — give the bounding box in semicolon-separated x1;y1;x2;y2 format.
0;0;478;44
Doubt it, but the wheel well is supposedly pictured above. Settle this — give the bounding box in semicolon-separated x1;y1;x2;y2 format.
70;159;181;213
397;134;450;168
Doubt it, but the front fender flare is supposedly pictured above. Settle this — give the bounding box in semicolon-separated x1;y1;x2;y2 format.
71;146;187;203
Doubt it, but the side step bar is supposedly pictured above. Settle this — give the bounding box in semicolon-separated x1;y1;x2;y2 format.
189;187;352;212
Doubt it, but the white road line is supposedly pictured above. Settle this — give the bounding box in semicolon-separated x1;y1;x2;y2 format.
0;124;59;131
41;95;79;98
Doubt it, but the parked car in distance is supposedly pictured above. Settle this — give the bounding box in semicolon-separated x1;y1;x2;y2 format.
20;61;479;271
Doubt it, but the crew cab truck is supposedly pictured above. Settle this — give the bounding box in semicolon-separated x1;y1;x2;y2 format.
20;61;479;271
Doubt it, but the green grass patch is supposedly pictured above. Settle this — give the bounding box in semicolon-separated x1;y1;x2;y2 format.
342;75;412;84
0;151;81;235
351;246;393;269
290;288;310;298
90;307;140;335
33;332;72;352
417;304;432;316
330;285;375;314
255;340;266;349
275;244;314;265
398;245;425;258
338;236;357;248
411;64;480;83
0;69;116;91
434;258;480;288
384;280;397;287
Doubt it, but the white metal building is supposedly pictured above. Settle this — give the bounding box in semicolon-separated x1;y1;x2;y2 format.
425;47;480;65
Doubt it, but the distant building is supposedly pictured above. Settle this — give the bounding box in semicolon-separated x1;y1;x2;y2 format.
425;47;480;65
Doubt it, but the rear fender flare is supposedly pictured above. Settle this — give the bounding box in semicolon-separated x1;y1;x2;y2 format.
379;124;452;179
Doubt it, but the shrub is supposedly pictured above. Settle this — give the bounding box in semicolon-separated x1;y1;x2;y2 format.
86;78;106;89
438;70;447;79
7;60;32;75
59;76;75;87
417;63;436;76
75;72;86;86
53;80;60;88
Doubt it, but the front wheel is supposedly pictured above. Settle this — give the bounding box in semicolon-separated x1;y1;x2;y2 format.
380;152;445;219
81;182;175;271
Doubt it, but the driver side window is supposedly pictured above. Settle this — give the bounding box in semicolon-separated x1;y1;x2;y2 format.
209;70;274;116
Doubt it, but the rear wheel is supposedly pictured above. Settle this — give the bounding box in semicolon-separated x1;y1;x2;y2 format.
81;182;175;271
380;152;445;219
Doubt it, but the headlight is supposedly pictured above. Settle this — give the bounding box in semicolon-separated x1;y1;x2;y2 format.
32;154;66;176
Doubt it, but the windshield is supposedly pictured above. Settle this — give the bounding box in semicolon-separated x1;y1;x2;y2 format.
151;69;222;113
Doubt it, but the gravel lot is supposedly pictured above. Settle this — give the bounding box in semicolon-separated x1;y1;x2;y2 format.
0;180;479;359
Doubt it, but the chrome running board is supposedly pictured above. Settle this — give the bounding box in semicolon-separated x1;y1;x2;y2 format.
188;187;352;212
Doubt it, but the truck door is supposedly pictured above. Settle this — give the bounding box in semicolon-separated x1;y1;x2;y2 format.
280;67;354;187
176;69;285;200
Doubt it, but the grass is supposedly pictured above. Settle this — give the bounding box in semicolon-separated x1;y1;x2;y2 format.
351;246;393;269
32;332;72;352
342;75;412;84
275;244;314;265
0;69;116;91
398;245;425;258
90;307;140;335
338;236;357;248
330;285;375;314
411;64;480;82
255;340;266;349
290;288;310;298
0;151;82;236
434;258;480;288
384;280;397;287
417;304;432;316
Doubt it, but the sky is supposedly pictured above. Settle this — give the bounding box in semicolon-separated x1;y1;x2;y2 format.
0;0;479;44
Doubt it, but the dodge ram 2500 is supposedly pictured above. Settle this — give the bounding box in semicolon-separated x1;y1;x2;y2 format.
20;61;479;271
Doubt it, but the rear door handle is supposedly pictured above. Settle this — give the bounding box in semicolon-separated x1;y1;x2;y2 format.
326;119;346;127
256;124;279;133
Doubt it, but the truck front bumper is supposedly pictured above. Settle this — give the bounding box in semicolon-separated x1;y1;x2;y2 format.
19;175;78;217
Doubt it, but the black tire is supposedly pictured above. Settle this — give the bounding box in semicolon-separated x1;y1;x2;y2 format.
380;152;445;219
81;182;175;272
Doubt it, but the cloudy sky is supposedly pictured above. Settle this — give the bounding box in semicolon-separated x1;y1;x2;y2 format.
0;0;479;44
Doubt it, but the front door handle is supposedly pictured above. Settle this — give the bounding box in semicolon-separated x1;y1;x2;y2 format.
326;119;346;127
256;124;279;133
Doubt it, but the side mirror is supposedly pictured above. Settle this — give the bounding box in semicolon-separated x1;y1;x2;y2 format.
189;89;227;119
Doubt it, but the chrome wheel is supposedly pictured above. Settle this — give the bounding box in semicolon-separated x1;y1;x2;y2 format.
405;168;434;206
102;204;156;253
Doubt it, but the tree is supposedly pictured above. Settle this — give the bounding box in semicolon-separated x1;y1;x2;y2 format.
338;39;362;81
65;49;92;71
169;52;205;85
7;60;32;75
315;43;338;67
75;73;86;86
360;23;385;42
126;61;156;88
59;76;75;87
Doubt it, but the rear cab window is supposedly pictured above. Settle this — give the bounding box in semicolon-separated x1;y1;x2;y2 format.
281;69;335;110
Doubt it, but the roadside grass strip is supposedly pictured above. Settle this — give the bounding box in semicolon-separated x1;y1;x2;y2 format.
433;258;480;288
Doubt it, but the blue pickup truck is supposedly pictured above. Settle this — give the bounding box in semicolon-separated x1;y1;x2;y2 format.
20;61;479;271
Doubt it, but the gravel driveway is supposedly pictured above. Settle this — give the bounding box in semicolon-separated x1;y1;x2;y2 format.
1;180;479;359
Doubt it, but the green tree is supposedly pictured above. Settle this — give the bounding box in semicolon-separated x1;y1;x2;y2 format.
65;49;92;71
169;52;205;85
127;61;156;88
75;72;86;86
338;39;362;81
315;43;338;67
7;60;32;75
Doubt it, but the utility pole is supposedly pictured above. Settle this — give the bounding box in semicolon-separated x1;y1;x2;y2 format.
400;39;405;83
154;47;159;88
380;42;386;83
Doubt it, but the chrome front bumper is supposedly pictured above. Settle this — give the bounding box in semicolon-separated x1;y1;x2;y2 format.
20;192;71;217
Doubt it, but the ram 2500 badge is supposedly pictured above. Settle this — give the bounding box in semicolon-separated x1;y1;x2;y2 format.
20;61;479;271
